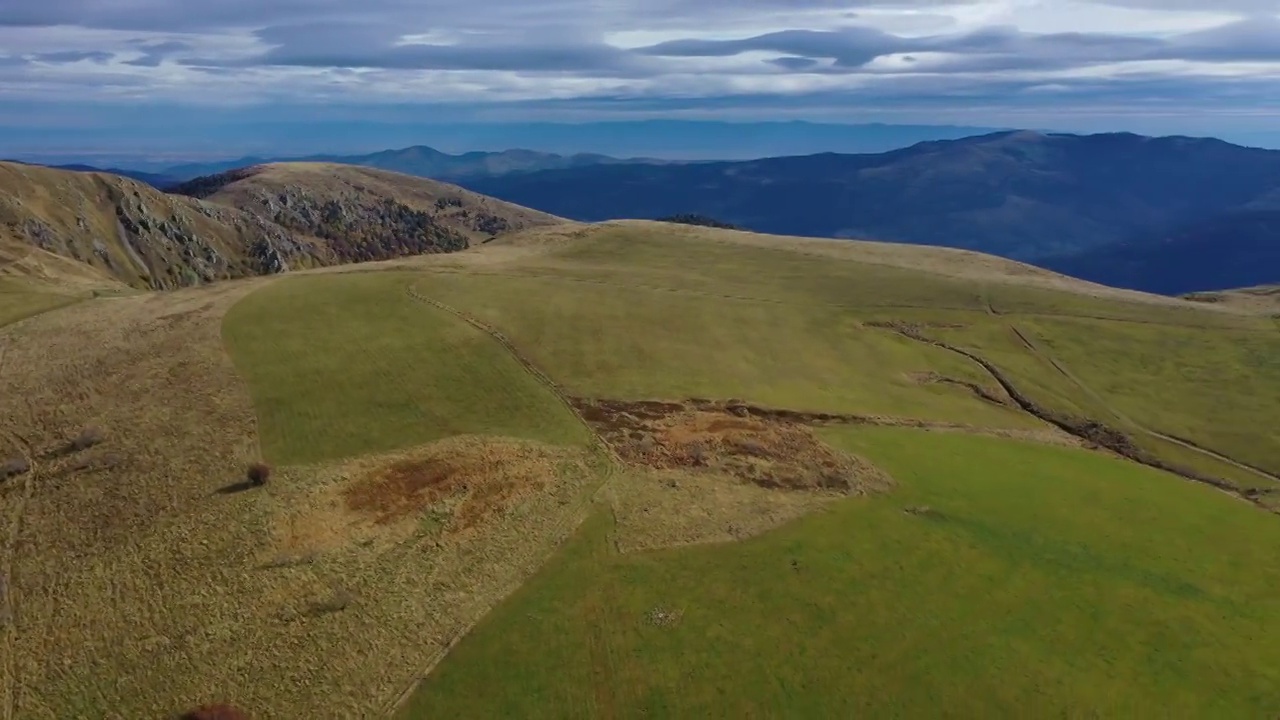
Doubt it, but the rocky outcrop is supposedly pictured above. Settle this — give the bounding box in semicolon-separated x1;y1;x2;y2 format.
251;188;470;262
2;160;563;291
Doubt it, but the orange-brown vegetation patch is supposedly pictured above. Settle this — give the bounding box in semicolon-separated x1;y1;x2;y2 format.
341;440;559;534
574;398;892;495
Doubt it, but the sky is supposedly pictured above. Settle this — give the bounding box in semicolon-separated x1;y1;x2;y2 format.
2;0;1280;158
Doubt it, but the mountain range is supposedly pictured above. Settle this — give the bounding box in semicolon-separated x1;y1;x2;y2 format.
8;129;1279;296
455;131;1280;295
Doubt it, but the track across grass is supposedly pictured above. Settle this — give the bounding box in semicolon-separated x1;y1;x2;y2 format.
401;428;1280;718
222;272;591;465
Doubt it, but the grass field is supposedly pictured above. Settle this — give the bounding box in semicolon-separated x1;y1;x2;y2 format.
222;272;591;465
403;428;1280;718
1020;317;1280;476
411;273;1039;430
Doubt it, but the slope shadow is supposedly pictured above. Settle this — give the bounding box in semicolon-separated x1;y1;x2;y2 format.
214;479;260;495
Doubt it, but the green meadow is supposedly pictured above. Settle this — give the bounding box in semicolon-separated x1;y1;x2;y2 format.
221;272;590;465
402;428;1280;718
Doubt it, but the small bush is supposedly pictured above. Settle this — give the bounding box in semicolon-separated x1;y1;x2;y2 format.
246;462;271;487
1;456;31;481
69;426;105;452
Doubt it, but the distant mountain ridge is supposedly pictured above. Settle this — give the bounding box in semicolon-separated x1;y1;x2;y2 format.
156;146;666;183
10;129;1278;295
1042;208;1280;296
456;130;1280;294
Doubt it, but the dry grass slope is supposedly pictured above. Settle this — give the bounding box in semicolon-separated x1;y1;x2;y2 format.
0;161;328;290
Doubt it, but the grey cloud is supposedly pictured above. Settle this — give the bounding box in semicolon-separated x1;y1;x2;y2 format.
768;56;821;70
0;0;375;31
1171;16;1280;61
0;0;976;33
1084;0;1280;12
637;27;904;67
183;18;650;74
34;50;114;63
637;19;1280;75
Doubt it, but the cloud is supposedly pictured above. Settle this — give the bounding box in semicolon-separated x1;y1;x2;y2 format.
33;50;114;63
0;0;1278;148
124;40;193;67
769;56;822;70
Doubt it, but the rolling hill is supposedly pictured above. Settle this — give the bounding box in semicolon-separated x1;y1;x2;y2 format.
1183;283;1280;315
2;213;1278;718
457;131;1280;293
172;162;560;245
0;161;560;290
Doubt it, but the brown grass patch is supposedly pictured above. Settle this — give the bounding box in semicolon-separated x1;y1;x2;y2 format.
575;398;892;495
340;439;559;535
580;398;895;552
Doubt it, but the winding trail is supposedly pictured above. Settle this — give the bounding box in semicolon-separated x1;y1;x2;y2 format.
389;282;625;717
871;321;1275;511
1009;325;1280;486
405;282;619;465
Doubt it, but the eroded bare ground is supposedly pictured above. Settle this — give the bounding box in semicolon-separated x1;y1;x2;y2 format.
574;398;892;493
574;397;1080;454
0;283;609;719
569;398;895;553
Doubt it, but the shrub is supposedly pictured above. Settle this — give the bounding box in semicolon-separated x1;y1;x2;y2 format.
178;704;249;720
1;456;30;481
246;462;270;487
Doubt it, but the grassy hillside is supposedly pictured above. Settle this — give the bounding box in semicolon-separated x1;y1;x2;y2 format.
2;219;1277;717
1185;284;1280;316
1;161;560;292
405;429;1280;718
0;161;328;289
223;272;590;465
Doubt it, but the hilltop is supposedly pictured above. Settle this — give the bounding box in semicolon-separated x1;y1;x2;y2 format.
173;162;560;246
2;217;1277;718
1184;283;1280;315
0;161;560;290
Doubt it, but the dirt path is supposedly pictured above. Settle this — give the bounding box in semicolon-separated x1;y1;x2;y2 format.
1010;325;1280;486
405;282;619;464
390;283;624;717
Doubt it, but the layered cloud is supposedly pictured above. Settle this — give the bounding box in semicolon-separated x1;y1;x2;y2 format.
0;0;1277;130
